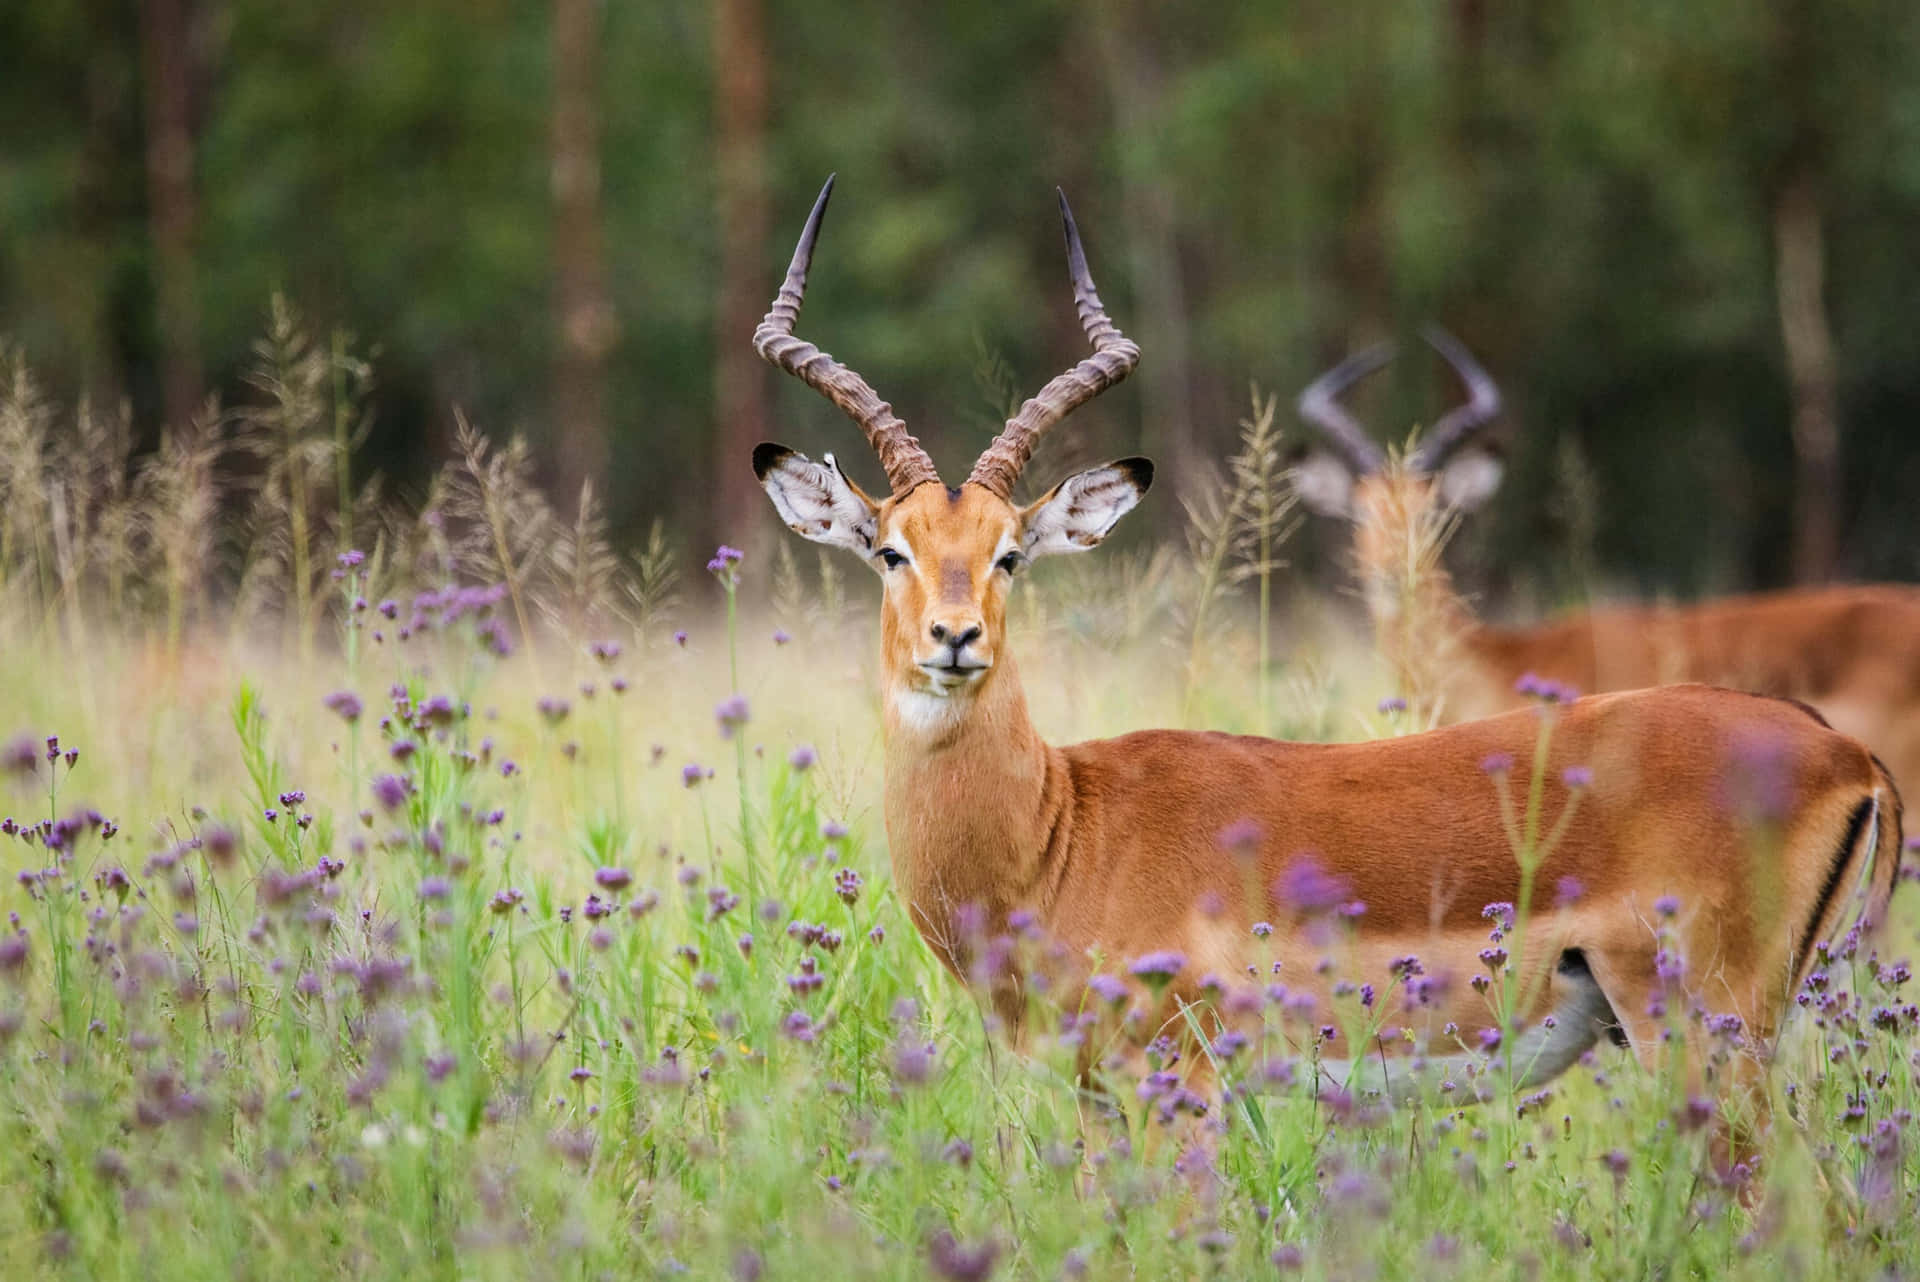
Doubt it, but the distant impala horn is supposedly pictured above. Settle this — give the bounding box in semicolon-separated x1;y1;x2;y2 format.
1296;326;1502;474
1409;326;1502;472
1295;342;1393;474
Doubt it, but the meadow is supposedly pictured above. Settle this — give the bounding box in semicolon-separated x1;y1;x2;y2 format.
0;326;1916;1281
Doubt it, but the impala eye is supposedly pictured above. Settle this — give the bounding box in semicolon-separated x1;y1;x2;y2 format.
996;551;1023;576
878;547;907;571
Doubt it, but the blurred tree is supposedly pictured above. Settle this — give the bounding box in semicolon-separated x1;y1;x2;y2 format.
551;0;616;506
138;0;204;430
0;0;1916;593
1093;0;1198;494
711;0;770;546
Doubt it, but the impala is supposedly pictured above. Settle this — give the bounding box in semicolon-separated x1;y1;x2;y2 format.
1290;330;1920;801
752;178;1902;1110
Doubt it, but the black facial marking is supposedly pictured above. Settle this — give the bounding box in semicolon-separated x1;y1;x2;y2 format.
946;486;963;503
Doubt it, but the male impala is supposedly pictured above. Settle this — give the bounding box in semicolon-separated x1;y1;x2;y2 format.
1290;331;1920;800
753;178;1902;1108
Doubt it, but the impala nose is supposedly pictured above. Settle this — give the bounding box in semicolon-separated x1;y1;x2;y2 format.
929;620;982;652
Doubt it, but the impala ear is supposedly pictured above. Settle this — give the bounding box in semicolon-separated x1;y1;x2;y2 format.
753;443;880;557
1288;446;1359;520
1020;458;1152;559
1434;443;1506;513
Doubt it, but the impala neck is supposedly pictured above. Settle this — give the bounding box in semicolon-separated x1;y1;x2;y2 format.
880;653;1066;962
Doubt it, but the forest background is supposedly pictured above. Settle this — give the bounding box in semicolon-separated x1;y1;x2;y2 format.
4;0;1918;610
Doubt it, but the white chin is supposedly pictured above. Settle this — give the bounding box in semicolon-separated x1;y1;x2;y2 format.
924;669;984;695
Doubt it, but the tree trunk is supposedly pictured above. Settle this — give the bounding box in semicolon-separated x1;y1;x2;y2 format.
711;0;771;549
1093;0;1197;493
551;0;616;508
1773;177;1841;584
138;0;203;430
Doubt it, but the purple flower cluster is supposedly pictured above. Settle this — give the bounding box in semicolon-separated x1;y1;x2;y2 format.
1514;671;1579;704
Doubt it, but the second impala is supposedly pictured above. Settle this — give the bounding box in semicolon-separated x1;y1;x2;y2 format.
1290;329;1920;802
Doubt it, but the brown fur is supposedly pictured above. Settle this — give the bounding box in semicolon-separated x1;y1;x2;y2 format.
855;481;1901;1090
1349;465;1920;805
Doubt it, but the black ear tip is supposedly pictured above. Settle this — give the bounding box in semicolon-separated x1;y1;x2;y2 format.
752;442;794;480
1116;456;1154;492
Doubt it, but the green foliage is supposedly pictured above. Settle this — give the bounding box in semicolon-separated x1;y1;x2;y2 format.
0;545;1915;1280
2;2;1918;587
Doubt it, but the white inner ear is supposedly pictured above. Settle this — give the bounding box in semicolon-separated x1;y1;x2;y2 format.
1289;451;1358;520
761;451;877;555
1022;464;1146;560
1435;447;1505;513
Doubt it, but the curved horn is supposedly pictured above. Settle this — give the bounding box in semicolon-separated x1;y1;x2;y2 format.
1295;342;1393;474
1409;325;1501;472
968;190;1140;499
754;176;939;496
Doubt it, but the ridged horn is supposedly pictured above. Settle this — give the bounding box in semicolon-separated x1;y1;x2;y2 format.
754;175;939;497
1295;342;1393;474
1408;326;1502;472
968;190;1140;499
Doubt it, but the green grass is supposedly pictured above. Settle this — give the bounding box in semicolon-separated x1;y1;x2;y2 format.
0;554;1914;1282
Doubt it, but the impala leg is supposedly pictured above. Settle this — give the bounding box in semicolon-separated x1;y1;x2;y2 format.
1596;960;1773;1194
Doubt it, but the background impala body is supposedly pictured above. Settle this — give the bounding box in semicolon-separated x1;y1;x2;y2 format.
1292;332;1920;798
754;180;1902;1100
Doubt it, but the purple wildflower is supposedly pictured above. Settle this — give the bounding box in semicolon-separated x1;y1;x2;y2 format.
1;735;36;777
1562;765;1593;789
1217;817;1263;856
371;774;409;811
537;697;571;725
772;629;791;646
1481;751;1514;776
1721;729;1795;823
715;695;750;739
588;639;622;665
1654;894;1681;918
892;1040;936;1085
834;868;862;906
788;744;817;772
925;1230;998;1282
594;867;633;892
1128;951;1186;983
323;691;364;723
1515;672;1578;704
419;876;451;901
1275;854;1350;914
202;825;237;865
